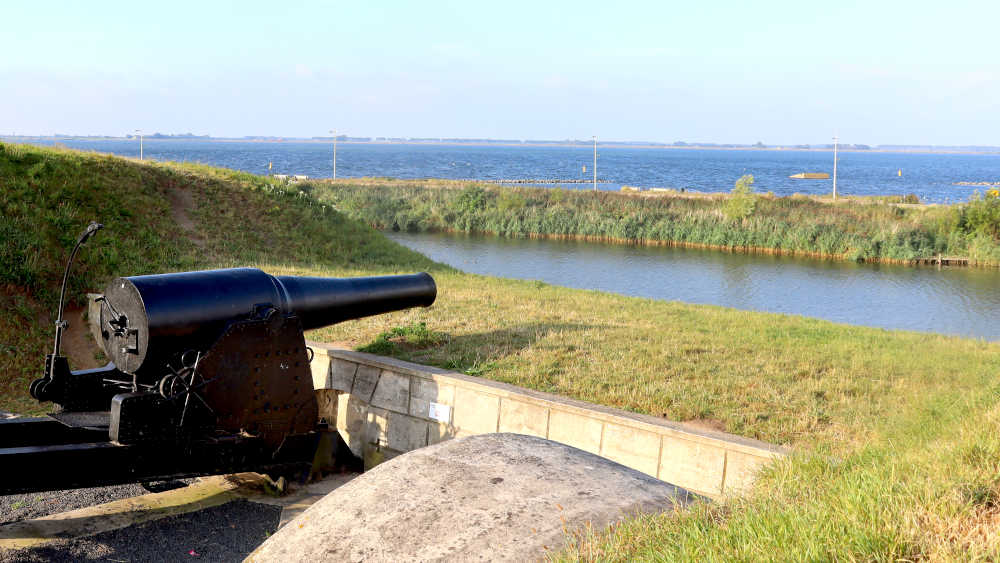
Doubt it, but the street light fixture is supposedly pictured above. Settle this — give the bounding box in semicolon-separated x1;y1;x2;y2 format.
134;129;143;161
832;135;839;200
328;130;337;180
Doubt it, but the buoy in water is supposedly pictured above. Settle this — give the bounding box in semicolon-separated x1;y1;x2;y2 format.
898;169;902;177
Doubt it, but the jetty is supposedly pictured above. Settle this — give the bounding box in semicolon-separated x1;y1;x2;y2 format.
919;255;970;267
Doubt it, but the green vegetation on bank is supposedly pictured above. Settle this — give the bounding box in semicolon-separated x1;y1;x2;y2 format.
3;145;1000;558
313;177;1000;265
0;142;438;414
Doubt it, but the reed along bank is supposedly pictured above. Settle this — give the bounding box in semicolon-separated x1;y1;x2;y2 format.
314;178;1000;266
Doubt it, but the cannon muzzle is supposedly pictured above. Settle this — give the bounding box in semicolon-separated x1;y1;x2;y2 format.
99;268;436;376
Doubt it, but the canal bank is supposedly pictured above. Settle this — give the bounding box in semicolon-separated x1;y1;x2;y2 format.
387;230;1000;340
317;179;1000;267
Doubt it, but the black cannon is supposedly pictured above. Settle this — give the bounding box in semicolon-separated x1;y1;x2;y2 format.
0;223;436;494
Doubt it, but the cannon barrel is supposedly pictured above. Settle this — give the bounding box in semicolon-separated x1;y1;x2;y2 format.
99;268;436;375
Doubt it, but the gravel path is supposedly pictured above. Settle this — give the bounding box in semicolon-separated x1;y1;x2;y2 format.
1;410;153;526
0;484;149;525
0;500;281;563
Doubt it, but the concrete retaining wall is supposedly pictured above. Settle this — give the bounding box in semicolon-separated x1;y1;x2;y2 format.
308;342;788;498
83;294;785;496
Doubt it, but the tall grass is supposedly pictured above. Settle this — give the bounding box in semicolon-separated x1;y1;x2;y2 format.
313;179;1000;265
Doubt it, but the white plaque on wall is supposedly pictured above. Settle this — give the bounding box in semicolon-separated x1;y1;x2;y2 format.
428;402;451;423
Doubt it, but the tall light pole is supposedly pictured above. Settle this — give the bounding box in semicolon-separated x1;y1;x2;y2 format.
593;136;597;191
329;129;337;180
832;135;838;200
134;129;143;161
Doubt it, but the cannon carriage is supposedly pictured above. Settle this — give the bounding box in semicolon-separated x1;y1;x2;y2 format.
0;223;436;495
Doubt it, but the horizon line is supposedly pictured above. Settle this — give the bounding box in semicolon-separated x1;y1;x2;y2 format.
3;134;999;152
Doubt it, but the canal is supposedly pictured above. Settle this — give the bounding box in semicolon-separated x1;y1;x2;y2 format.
388;231;1000;340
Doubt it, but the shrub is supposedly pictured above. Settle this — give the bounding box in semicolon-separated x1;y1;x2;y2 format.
724;174;756;222
455;185;488;215
497;189;527;213
960;191;1000;241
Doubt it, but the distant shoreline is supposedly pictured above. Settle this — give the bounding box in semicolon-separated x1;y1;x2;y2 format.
3;136;999;156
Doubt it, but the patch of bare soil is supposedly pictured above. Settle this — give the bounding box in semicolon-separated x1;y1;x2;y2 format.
166;187;205;248
305;340;354;351
61;307;104;370
680;418;727;433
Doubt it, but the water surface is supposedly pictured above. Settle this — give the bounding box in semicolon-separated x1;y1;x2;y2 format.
20;139;1000;203
388;231;1000;340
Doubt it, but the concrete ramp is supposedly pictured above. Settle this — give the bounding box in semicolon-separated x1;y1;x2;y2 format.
248;433;695;562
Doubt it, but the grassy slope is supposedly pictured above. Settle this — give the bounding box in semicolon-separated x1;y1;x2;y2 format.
0;143;438;414
313;178;1000;265
3;145;1000;558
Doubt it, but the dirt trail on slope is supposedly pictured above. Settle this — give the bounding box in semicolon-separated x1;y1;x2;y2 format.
166;186;205;249
60;307;104;370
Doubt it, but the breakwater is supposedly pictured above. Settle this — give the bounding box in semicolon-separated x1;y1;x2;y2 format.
465;178;613;184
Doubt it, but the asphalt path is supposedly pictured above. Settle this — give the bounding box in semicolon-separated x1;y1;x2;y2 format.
0;500;280;562
0;410;340;561
0;484;149;525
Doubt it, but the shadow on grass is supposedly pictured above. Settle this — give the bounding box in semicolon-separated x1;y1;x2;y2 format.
359;322;608;375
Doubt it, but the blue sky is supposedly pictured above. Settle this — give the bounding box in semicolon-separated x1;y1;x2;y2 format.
2;1;997;145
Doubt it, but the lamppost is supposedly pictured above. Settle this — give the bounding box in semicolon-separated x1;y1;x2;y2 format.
593;136;597;191
328;129;337;180
832;135;838;200
135;129;143;161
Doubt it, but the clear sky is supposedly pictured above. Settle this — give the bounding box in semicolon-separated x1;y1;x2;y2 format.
2;1;997;145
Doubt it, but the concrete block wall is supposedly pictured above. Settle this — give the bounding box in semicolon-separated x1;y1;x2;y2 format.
82;293;785;497
309;343;788;498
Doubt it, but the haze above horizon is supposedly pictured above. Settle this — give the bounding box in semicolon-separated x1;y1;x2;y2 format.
2;1;997;146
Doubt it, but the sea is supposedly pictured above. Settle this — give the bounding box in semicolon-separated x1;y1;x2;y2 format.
15;139;1000;204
